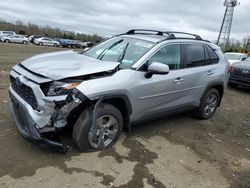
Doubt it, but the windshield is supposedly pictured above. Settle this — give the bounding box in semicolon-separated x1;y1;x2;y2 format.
224;54;241;60
247;44;250;51
83;37;154;69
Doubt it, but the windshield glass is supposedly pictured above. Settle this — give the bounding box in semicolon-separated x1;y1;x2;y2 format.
247;44;250;51
84;37;154;69
224;54;241;60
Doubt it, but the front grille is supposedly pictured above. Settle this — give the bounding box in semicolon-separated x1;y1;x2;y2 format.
10;76;38;110
231;68;250;79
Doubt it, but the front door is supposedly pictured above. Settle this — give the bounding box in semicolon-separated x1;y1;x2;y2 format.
133;44;186;121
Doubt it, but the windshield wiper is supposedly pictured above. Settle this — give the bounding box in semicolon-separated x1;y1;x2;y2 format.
118;42;129;63
98;39;123;60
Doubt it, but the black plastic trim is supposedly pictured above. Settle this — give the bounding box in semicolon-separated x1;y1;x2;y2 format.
99;94;133;115
202;82;225;106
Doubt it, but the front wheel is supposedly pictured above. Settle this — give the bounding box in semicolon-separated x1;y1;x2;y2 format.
4;39;10;43
73;104;123;152
195;88;220;120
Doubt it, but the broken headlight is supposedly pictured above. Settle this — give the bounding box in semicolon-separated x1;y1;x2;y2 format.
46;81;81;96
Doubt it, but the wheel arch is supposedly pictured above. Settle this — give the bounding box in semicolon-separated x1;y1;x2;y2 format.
203;82;224;107
101;94;132;131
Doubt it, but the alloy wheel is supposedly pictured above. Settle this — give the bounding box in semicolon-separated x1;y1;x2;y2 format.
88;115;118;148
204;94;218;116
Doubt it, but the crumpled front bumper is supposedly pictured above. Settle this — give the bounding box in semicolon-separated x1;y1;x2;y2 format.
9;91;69;153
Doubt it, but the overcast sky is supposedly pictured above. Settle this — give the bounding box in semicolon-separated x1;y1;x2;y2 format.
0;0;249;41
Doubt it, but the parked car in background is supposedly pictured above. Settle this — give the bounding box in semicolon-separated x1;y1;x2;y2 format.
229;57;250;88
224;52;248;65
1;34;28;44
34;37;60;47
75;40;86;48
0;31;16;41
86;41;95;48
58;39;80;48
28;35;45;43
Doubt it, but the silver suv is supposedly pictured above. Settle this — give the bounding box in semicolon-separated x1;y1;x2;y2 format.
9;30;229;152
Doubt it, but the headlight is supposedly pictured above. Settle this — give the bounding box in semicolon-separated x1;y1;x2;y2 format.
46;81;81;96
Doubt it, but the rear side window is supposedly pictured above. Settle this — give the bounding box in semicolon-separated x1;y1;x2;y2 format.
185;44;205;67
3;32;14;35
206;46;219;64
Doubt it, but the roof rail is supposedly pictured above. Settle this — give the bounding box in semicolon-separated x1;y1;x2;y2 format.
126;29;165;36
125;29;203;41
164;31;202;40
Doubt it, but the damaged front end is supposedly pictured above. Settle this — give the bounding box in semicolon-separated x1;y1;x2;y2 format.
9;67;91;153
8;50;120;153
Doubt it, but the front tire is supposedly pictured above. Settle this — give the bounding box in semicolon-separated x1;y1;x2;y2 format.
39;42;43;46
4;39;10;43
195;88;220;120
73;104;123;152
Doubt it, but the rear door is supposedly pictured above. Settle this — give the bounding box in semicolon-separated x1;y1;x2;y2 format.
179;44;220;107
8;35;15;42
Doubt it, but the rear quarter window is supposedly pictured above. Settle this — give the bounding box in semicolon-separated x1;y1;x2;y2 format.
206;46;219;64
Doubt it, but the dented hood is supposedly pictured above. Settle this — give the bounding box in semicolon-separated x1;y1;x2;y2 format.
21;50;119;80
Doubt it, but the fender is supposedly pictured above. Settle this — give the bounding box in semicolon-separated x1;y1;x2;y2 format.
90;93;133;131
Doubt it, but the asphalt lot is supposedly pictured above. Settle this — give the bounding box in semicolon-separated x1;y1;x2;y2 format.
0;43;249;188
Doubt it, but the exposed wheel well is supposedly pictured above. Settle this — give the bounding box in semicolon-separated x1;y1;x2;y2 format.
103;98;131;131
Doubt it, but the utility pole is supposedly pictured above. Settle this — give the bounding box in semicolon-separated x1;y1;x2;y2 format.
217;0;239;46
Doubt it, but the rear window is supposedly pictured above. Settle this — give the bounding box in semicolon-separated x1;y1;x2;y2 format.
3;32;14;35
246;44;250;51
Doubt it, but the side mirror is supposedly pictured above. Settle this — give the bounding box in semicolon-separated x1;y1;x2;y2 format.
145;62;170;78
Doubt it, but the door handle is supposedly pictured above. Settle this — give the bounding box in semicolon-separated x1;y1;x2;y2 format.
173;77;184;83
206;70;214;76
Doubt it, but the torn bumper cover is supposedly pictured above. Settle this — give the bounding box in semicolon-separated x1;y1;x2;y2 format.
9;89;74;153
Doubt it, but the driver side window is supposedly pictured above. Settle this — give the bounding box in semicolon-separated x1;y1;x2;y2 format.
148;44;181;70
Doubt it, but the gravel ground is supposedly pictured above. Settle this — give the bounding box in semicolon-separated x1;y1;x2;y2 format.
0;43;249;188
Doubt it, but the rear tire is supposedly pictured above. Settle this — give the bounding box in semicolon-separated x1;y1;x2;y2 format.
39;42;43;46
4;39;10;43
73;104;123;152
195;88;220;120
